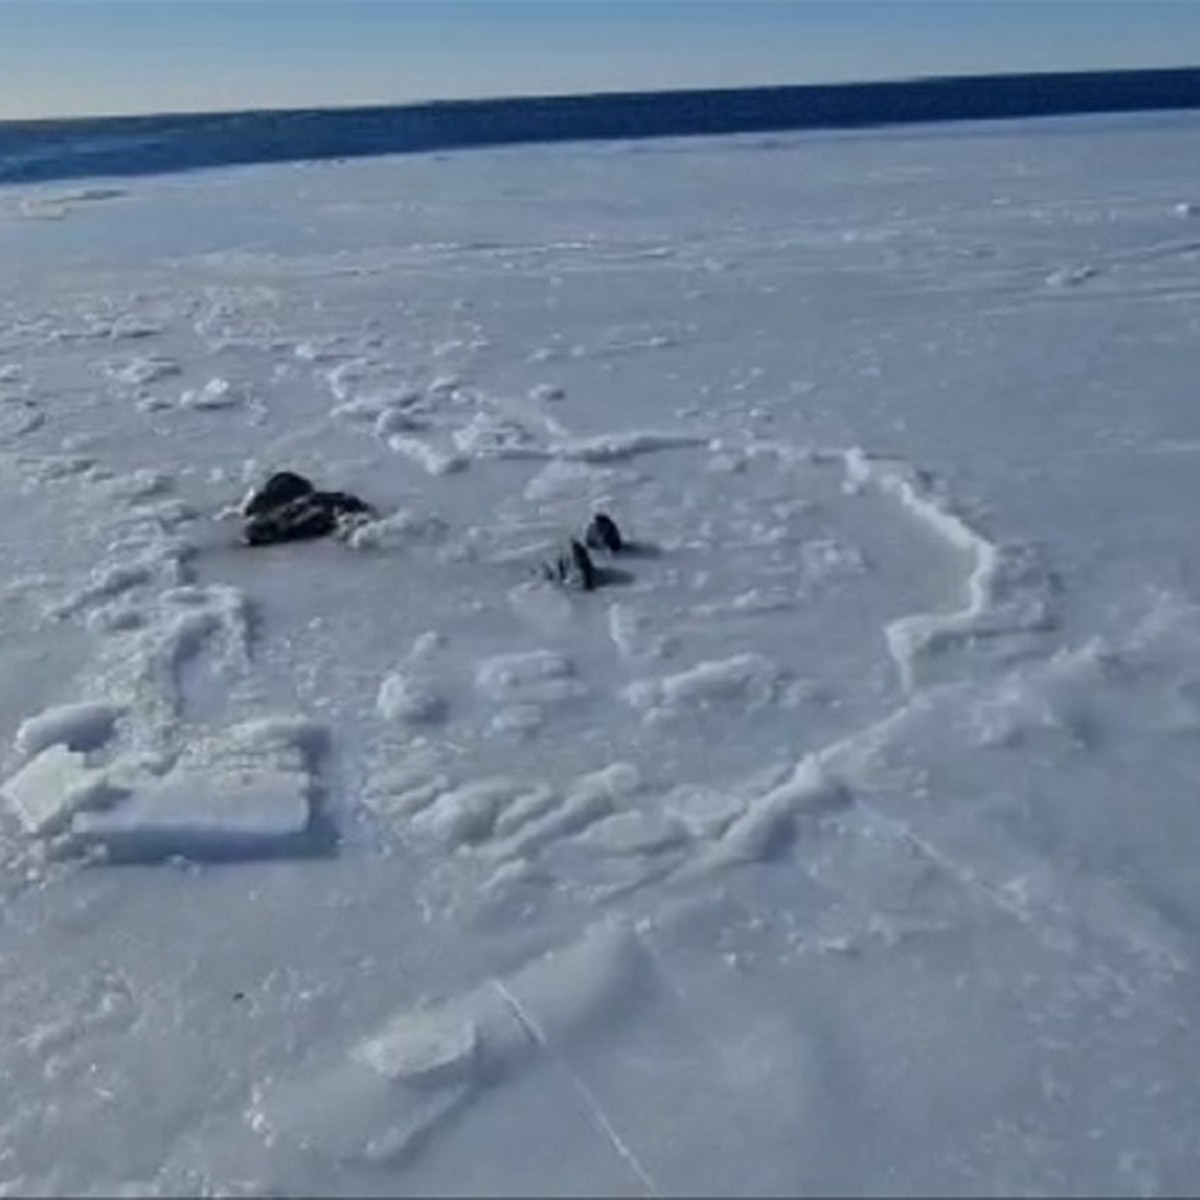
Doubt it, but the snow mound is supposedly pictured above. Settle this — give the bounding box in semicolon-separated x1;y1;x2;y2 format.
103;355;182;388
14;700;125;759
377;669;447;725
474;649;587;706
625;652;783;720
179;376;251;410
545;430;704;463
844;449;1058;690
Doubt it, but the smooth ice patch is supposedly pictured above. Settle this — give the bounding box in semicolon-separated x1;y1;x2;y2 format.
607;602;671;661
800;538;868;585
0;402;45;441
522;459;634;505
663;783;747;839
93;468;173;504
498;919;649;1043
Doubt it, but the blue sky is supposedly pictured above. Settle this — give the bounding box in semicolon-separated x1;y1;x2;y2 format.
1;1;1197;120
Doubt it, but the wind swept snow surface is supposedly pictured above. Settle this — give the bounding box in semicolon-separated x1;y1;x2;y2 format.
4;113;1200;1195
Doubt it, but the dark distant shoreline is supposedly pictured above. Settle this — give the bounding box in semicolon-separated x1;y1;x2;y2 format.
3;66;1200;185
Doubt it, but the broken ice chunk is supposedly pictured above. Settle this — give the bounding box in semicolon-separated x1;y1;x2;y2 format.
1;743;121;836
71;767;311;860
352;1009;480;1086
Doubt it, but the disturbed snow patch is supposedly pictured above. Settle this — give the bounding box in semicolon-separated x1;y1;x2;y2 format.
624;653;784;722
247;922;651;1170
1;713;325;862
843;449;1058;690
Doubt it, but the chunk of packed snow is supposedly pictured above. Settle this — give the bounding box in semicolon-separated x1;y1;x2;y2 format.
71;767;311;859
347;508;449;551
352;1009;480;1085
179;376;248;410
1;743;120;836
14;701;124;758
386;435;466;476
104;355;182;387
625;653;782;717
547;430;704;463
475;649;586;705
377;669;447;724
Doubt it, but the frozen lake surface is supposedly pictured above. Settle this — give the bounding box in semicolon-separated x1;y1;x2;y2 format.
3;110;1200;1195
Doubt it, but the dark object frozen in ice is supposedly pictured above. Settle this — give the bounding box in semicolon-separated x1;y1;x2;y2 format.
241;470;315;518
240;472;375;546
584;511;623;554
541;538;598;591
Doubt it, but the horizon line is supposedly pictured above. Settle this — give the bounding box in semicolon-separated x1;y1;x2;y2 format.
3;64;1200;186
3;62;1200;128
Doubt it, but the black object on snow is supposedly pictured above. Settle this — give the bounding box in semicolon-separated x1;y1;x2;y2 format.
240;473;375;546
584;511;623;554
314;490;374;518
242;470;315;518
244;495;333;545
541;538;597;591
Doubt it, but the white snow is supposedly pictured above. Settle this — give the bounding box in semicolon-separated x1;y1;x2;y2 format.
606;601;672;661
346;507;449;551
385;433;467;476
351;1007;480;1085
179;376;248;410
71;767;311;860
543;429;705;463
474;649;587;706
13;699;124;758
0;743;118;836
4;110;1200;1196
376;668;446;725
624;651;783;719
844;450;1059;691
103;354;183;388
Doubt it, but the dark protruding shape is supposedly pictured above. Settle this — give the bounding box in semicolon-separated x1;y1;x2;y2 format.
242;470;314;518
568;538;597;590
584;511;623;554
240;476;376;546
541;538;597;591
244;495;337;545
313;490;373;516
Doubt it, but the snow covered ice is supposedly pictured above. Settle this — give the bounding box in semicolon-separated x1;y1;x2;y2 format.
4;110;1200;1194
